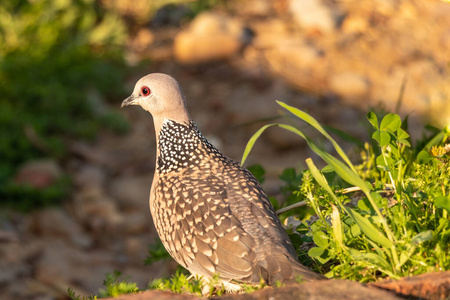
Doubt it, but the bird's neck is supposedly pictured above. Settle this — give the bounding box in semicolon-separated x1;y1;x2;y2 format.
156;120;208;173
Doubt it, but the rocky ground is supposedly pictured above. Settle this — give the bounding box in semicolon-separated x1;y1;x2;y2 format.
1;0;449;299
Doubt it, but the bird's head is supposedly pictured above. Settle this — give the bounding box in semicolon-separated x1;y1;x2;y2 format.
121;73;191;132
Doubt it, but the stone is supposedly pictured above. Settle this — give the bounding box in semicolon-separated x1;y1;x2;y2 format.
122;212;151;235
129;29;155;52
102;289;202;300
34;239;117;295
174;12;247;64
329;72;370;105
13;159;62;189
101;279;404;300
341;14;369;35
108;174;153;211
151;3;191;27
30;208;93;248
218;280;403;300
371;271;450;300
289;0;336;34
0;242;40;284
234;0;273;17
73;188;124;233
73;164;106;189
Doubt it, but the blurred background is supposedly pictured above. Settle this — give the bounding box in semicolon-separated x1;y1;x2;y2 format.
0;0;449;299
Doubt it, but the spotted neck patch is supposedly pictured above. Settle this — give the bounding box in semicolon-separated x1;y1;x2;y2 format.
157;120;220;173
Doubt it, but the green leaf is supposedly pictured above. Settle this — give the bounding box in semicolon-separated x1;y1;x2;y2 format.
348;248;391;270
372;130;391;147
367;112;379;129
376;154;394;171
313;231;329;248
411;230;433;244
417;150;433;164
349;223;361;238
424;132;446;150
308;247;325;258
308;247;331;264
380;113;401;132
397;128;409;140
306;158;333;194
357;199;371;211
435;195;450;212
342;206;393;248
370;192;384;208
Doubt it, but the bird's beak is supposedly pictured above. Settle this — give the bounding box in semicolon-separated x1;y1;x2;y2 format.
121;95;139;108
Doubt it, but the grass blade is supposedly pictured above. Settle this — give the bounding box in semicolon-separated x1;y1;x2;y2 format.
277;101;357;173
342;206;393;249
241;124;276;166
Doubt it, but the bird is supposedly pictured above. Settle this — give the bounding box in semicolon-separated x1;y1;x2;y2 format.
121;73;324;290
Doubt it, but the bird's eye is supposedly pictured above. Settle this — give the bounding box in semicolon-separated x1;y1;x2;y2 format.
141;86;151;96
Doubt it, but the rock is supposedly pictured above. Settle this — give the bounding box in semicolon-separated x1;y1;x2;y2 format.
265;40;321;69
371;271;450;300
124;236;149;264
101;279;403;300
34;239;116;295
234;0;273;17
341;14;369;35
122;211;151;235
151;3;191;27
129;29;155;51
30;208;93;248
103;289;202;300
218;280;402;300
174;12;247;64
289;0;336;34
13;159;62;189
251;19;290;48
73;188;124;233
262;40;325;92
73;164;106;189
0;241;40;284
226;79;291;123
329;72;370;105
108;174;153;211
8;278;68;300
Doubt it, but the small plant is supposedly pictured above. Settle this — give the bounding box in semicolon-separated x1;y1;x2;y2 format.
149;271;219;297
98;271;140;297
242;101;450;282
67;287;97;300
68;271;139;299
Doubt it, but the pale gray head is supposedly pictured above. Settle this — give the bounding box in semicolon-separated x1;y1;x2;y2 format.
121;73;191;134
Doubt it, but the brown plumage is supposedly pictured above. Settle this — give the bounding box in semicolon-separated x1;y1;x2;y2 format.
121;73;324;289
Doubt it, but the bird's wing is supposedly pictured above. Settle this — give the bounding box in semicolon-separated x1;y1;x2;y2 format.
153;160;305;284
153;169;261;283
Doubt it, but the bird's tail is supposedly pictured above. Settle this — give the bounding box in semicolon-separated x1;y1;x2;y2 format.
290;260;325;282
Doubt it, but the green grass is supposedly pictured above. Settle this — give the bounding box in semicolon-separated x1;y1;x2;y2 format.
242;101;450;281
68;271;139;300
0;0;129;211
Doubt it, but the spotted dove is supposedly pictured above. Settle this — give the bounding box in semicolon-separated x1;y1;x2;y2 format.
121;73;324;289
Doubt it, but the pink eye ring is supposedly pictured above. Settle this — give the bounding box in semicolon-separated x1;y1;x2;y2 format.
141;86;151;96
